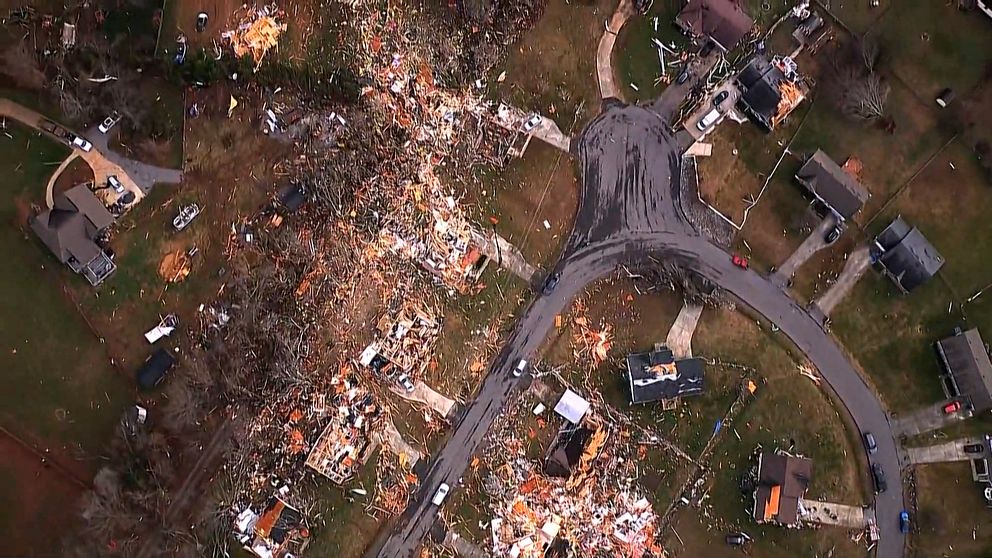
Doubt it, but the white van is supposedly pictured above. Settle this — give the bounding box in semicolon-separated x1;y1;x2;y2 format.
696;108;722;132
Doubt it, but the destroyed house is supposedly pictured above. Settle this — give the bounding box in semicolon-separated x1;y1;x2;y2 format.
872;216;944;293
936;328;992;413
675;0;754;52
735;55;807;132
305;373;380;484
359;305;440;375
753;452;812;526
626;345;704;404
544;426;594;477
237;496;307;558
30;184;117;286
795;150;870;221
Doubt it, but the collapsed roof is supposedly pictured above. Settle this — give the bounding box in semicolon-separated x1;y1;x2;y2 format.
626;345;704;404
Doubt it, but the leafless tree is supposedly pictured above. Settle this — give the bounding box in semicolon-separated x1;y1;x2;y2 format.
839;70;890;122
162;376;206;433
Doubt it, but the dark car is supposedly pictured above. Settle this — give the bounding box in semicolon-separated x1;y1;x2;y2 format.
824;224;842;244
136;348;176;390
863;432;878;454
195;12;208;32
542;272;561;295
726;533;751;546
964;443;985;454
712;91;730;107
899;510;910;534
871;463;887;494
676;68;691;84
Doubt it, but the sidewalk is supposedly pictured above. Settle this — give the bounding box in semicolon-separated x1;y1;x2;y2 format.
799;499;866;528
595;0;634;100
471;229;539;284
665;302;703;358
389;381;457;419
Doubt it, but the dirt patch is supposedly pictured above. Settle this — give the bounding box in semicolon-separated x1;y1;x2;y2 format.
52;156;95;197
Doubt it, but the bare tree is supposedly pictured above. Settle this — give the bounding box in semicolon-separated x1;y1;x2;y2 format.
839;70;890;122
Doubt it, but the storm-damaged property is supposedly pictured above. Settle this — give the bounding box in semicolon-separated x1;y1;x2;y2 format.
735;54;808;132
752;451;813;527
30;184;117;286
626;344;705;406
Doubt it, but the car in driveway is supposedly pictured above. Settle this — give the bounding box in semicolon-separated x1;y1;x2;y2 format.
696;108;721;132
871;463;887;493
98;112;121;133
542;272;560;295
521;114;542;133
943;400;962;414
899;510;910;534
108;175;125;194
431;483;450;506
71;136;93;152
964;443;985;454
675;68;691;84
712;90;730;107
824;224;842;244
397;374;415;393
863;432;877;454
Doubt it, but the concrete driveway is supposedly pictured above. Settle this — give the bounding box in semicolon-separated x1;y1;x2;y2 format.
893;400;971;437
904;437;985;464
771;213;837;287
812;244;871;317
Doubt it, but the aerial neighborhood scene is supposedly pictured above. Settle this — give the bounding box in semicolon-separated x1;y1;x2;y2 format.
3;0;992;556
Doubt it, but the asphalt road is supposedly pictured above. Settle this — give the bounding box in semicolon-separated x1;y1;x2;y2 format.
366;98;906;558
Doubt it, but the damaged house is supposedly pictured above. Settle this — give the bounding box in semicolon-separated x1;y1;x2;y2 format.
30;184;117;286
753;451;812;526
795;149;870;222
359;304;440;377
871;216;944;294
735;54;808;132
305;367;381;484
675;0;754;52
626;344;705;406
235;495;309;558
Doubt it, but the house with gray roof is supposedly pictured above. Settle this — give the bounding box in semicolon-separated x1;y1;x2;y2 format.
795;150;870;221
871;216;943;293
30;184;116;286
936;328;992;414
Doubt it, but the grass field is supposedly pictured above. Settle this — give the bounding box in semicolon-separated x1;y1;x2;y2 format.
912;462;992;558
614;0;690;102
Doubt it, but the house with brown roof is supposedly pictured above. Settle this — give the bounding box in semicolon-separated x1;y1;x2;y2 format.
753;451;812;526
30;183;116;286
795;150;870;222
675;0;754;52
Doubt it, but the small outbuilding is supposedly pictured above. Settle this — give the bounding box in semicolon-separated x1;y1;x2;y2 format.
936;328;992;413
872;216;944;293
136;348;176;389
795;150;870;221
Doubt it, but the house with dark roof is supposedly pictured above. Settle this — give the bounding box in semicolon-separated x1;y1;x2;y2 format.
753;452;812;526
795;150;870;222
872;216;944;293
626;344;704;405
936;328;992;414
735;55;808;132
544;426;595;477
675;0;754;52
30;184;116;286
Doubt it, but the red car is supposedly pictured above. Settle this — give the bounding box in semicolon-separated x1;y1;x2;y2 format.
731;254;749;269
943;401;962;414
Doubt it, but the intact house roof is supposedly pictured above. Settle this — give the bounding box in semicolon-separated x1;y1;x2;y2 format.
735;55;807;132
795;150;870;221
872;216;944;293
554;389;591;424
626;345;704;404
30;184;116;286
136;348;176;390
753;452;812;526
675;0;754;52
937;328;992;413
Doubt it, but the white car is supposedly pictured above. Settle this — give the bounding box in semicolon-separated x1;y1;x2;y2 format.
71;136;93;152
397;374;415;393
513;359;528;378
173;203;201;231
98;112;121;133
431;483;450;506
108;175;125;193
696;108;722;132
521;114;542;133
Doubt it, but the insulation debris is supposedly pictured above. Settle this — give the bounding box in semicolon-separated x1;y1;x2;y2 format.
359;302;441;377
223;3;287;65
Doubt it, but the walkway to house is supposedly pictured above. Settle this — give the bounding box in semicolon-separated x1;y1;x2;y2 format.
799;499;867;528
390;381;458;419
904;437;984;465
771;214;837;288
381;419;424;466
665;302;704;358
441;528;488;558
596;0;634;100
492;103;572;154
892;400;970;437
470;230;540;284
811;245;871;317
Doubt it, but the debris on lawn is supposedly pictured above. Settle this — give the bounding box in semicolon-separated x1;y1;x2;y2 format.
158;249;192;283
223;3;287;65
234;493;310;558
571;301;614;369
359;302;441;377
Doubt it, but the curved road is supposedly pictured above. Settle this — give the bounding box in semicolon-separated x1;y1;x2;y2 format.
367;103;905;557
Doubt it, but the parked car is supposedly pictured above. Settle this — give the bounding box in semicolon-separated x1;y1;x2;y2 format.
98;111;121;133
108;175;125;194
731;254;749;269
726;532;751;546
899;510;910;534
863;432;878;455
542;272;561;295
173;203;201;230
71;136;93;152
696;108;721;132
675;68;691;84
136;348;176;390
521;114;542;133
964;443;985;454
431;483;450;506
871;463;887;494
824;224;842;244
513;359;528;378
195;12;209;32
397;374;415;393
712;90;730;107
943;400;962;414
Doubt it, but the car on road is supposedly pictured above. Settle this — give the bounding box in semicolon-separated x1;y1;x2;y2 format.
731;254;748;269
397;374;415;393
542;272;561;295
521;114;542;133
98;111;121;133
195;12;209;32
173;203;201;231
431;483;450;506
725;532;751;546
71;136;93;152
513;359;528;378
943;400;962;414
712;90;729;107
899;510;910;534
108;175;125;194
964;443;985;454
675;68;691;84
824;224;842;244
863;432;877;455
696;108;721;132
871;463;887;493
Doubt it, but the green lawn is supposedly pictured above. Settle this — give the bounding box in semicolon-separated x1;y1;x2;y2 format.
913;462;992;558
614;0;690;102
0;122;129;463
